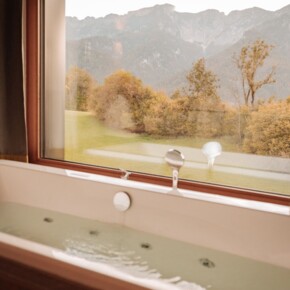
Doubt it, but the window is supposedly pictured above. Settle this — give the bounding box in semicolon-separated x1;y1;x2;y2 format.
27;0;290;203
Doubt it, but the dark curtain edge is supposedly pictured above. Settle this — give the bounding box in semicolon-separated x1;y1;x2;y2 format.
0;154;28;162
0;0;28;162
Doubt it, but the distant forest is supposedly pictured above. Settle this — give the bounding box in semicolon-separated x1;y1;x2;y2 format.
65;39;290;158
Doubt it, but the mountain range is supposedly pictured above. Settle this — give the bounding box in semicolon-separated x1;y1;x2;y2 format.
66;4;290;103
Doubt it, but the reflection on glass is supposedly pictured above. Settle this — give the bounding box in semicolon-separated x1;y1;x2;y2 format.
202;142;222;169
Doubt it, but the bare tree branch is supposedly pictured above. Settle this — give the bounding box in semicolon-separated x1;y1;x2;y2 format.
234;40;275;106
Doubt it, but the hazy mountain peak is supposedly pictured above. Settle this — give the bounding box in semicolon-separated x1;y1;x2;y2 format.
127;3;175;16
104;13;119;19
66;4;290;101
197;8;224;15
276;4;290;15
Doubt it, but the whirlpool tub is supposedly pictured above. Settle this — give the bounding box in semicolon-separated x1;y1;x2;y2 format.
0;160;290;290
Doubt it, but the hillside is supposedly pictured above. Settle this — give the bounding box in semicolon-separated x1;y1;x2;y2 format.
66;4;290;103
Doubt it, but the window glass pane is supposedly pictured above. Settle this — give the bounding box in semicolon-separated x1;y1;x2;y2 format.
43;0;290;195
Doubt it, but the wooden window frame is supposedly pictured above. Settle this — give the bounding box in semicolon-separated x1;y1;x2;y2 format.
25;0;290;206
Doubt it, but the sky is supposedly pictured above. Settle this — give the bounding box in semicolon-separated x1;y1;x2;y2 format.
66;0;290;19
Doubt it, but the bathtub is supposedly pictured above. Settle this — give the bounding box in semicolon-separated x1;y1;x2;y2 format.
0;160;290;290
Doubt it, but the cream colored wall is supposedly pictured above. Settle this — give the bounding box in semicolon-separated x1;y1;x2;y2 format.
0;161;290;269
43;0;66;159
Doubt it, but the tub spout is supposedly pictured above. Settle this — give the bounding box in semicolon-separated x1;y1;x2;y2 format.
120;168;131;180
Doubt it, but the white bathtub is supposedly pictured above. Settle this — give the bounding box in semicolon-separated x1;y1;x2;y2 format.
0;160;290;289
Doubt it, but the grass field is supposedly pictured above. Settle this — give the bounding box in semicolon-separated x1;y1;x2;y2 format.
65;111;290;195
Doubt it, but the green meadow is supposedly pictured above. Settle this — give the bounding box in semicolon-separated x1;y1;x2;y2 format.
65;111;290;195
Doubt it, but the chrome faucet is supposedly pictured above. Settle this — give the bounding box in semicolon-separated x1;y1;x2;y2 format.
164;149;185;195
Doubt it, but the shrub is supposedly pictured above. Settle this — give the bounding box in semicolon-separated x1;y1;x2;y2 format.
243;98;290;157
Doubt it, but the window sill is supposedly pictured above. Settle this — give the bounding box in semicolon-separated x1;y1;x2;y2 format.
65;169;290;216
7;158;287;215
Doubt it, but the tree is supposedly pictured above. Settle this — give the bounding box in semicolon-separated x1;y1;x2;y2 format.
185;58;224;137
65;66;97;111
234;39;275;106
91;70;157;132
186;58;220;108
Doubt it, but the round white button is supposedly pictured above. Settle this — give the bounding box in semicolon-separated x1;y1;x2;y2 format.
113;191;131;212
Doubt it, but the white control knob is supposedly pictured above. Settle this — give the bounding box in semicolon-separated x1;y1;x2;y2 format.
113;191;131;212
